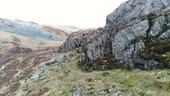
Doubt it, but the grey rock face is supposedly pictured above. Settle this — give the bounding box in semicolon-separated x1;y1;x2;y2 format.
106;0;170;26
79;28;111;63
160;29;170;38
149;16;165;37
59;29;95;52
158;15;170;38
60;0;170;70
112;20;148;62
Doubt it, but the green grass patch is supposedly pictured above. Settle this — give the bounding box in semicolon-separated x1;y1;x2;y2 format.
22;51;170;96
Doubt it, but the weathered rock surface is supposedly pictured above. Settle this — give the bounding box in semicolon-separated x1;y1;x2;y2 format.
60;0;170;70
112;20;148;64
59;29;96;52
106;0;170;26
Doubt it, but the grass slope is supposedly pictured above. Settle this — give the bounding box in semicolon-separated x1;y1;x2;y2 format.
19;52;170;96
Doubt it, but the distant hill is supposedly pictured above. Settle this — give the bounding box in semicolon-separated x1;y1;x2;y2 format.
49;25;81;34
0;18;80;48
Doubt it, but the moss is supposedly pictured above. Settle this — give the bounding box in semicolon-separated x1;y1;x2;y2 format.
79;54;117;72
138;39;170;68
50;92;58;96
141;12;170;21
147;13;158;20
147;80;170;91
160;12;170;17
165;52;170;61
120;80;133;88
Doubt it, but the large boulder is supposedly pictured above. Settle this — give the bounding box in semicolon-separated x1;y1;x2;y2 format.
60;0;170;70
106;0;170;26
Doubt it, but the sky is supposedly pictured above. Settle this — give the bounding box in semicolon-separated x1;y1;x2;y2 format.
0;0;127;28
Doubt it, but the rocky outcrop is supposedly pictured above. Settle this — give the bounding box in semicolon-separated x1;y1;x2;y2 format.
106;0;170;26
60;0;170;70
59;29;96;52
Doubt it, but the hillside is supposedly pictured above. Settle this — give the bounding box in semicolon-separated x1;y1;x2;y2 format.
0;19;80;95
11;51;169;96
0;18;80;49
49;25;81;34
1;0;170;96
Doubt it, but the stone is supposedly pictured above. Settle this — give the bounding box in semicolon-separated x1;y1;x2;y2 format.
31;70;45;82
31;73;41;82
111;91;123;96
72;85;83;96
39;53;73;70
134;57;159;70
58;91;63;94
45;58;57;65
